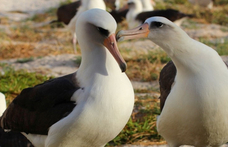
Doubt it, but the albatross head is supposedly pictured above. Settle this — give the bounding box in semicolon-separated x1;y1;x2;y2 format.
76;8;126;72
117;16;189;56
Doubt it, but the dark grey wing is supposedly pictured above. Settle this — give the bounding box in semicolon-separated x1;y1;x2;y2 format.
0;73;80;135
56;1;82;25
159;60;176;112
136;9;194;23
110;9;128;23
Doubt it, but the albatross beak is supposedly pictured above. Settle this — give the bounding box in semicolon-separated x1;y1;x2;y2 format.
104;34;127;72
116;23;150;42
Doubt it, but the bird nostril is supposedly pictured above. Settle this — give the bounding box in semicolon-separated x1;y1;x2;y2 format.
139;27;142;30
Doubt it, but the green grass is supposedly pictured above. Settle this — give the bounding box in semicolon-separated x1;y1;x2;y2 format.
73;56;82;65
0;64;53;105
181;19;200;29
199;38;228;55
125;50;170;81
16;57;34;63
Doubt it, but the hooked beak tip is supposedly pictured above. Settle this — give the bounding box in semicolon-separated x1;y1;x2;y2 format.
120;62;127;72
116;30;124;42
115;23;150;42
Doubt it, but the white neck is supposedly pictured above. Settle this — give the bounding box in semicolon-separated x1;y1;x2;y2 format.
128;1;143;16
141;0;153;11
115;0;120;10
127;1;143;28
76;38;121;87
158;34;227;76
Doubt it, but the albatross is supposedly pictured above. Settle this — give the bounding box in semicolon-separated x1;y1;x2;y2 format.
0;9;134;147
117;16;228;146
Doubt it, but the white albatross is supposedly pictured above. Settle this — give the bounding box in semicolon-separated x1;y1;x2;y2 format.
126;0;143;29
0;9;134;147
117;16;228;146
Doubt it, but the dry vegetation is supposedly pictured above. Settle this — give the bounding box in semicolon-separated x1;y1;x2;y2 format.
0;0;228;146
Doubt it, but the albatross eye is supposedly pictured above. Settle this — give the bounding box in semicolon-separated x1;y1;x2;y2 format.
151;21;164;28
97;27;109;37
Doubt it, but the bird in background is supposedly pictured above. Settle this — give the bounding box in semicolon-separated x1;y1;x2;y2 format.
67;0;106;53
51;0;119;26
117;16;228;146
51;0;119;54
141;0;154;11
126;0;194;29
126;0;143;29
110;0;155;24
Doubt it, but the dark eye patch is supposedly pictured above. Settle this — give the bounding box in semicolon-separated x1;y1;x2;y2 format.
150;21;164;28
97;27;109;37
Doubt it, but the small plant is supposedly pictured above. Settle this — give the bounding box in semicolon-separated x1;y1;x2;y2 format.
16;57;34;63
74;56;82;65
125;50;170;81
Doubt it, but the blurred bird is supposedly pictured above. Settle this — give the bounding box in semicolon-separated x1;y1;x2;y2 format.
141;0;154;11
135;9;194;26
52;0;119;26
110;4;129;23
126;0;143;28
126;0;193;29
67;0;106;53
51;0;119;53
104;0;120;10
50;1;81;25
